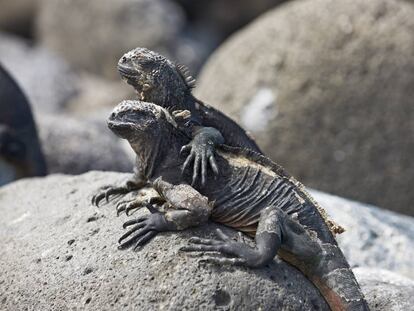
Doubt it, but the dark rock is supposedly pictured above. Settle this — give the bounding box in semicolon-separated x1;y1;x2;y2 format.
36;0;185;79
0;32;77;115
311;190;414;279
173;0;286;39
0;172;330;310
37;115;134;174
0;63;46;185
196;0;414;216
0;0;38;36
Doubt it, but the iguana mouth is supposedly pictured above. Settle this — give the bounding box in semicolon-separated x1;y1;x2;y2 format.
118;63;138;79
107;119;137;138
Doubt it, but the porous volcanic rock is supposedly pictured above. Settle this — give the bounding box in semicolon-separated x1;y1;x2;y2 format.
312;190;414;279
36;0;185;79
353;268;414;311
196;0;414;216
37;115;134;174
0;172;330;310
1;172;414;310
0;32;77;115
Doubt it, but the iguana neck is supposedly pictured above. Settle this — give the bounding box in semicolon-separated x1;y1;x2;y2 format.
140;89;193;112
129;127;183;179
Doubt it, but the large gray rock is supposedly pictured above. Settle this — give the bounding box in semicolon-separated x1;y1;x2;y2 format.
0;172;330;310
312;190;414;279
36;0;185;79
0;32;77;115
196;0;414;216
353;268;414;311
37;115;134;174
1;172;414;310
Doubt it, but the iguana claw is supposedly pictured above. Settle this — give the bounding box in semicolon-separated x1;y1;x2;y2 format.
118;213;168;250
91;185;130;207
180;229;251;266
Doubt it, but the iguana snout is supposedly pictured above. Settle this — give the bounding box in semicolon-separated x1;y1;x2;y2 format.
107;100;170;139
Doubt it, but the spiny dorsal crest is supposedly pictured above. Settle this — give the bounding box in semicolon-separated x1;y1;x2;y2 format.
175;63;196;89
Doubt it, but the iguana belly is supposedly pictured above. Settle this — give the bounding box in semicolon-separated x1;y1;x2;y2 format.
208;163;302;236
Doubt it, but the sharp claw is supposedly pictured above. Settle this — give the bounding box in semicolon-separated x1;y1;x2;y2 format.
96;194;105;207
201;154;207;186
209;155;219;175
117;204;126;216
122;216;147;229
125;204;134;216
118;223;146;243
182;152;194;174
192;155;200;185
180;144;191;155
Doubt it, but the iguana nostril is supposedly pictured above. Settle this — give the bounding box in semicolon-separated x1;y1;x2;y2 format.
110;112;116;119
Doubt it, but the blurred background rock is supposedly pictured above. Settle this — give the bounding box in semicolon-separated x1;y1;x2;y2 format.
196;0;414;216
0;0;413;218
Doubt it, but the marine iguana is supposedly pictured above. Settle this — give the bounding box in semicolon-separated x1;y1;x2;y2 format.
97;99;369;311
91;48;261;206
0;63;47;186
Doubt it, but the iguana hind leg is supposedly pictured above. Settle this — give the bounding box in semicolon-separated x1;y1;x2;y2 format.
181;206;283;268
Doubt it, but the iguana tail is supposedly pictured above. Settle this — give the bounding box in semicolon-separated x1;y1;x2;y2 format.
279;244;370;311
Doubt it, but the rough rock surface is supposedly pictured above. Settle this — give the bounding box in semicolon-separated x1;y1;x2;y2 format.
0;32;77;115
36;0;185;79
0;172;330;311
37;115;134;174
1;171;413;310
196;0;414;216
312;190;414;279
353;268;414;311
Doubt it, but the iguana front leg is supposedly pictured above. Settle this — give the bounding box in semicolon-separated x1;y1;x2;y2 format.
118;178;213;250
181;207;283;268
181;126;224;186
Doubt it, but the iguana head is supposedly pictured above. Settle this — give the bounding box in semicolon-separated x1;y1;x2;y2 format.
107;100;182;143
118;48;196;109
108;100;189;177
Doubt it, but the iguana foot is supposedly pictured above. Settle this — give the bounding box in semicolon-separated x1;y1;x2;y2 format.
180;127;223;186
91;185;130;207
116;195;165;216
118;213;168;251
180;229;255;266
91;180;145;207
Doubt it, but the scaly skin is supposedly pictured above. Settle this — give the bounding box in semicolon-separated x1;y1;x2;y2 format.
101;100;369;311
92;47;262;207
118;47;262;183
